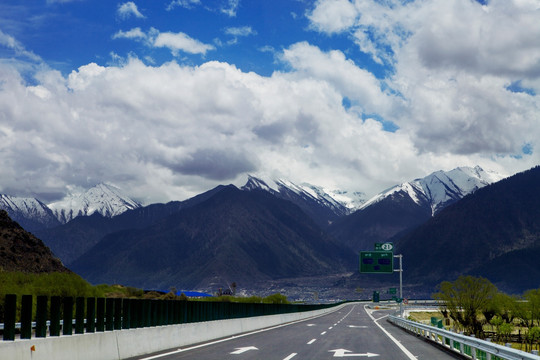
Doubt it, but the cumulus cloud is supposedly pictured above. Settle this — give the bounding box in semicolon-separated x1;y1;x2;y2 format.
153;31;215;55
307;0;357;34
306;0;540;160
117;2;145;20
112;27;215;56
2;0;539;204
0;56;426;203
280;42;395;117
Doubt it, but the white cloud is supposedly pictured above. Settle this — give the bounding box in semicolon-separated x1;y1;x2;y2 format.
153;31;215;55
117;2;145;20
306;0;540;163
2;0;539;204
221;0;240;17
166;0;201;11
225;26;256;37
280;42;395;116
307;0;358;34
0;29;42;63
112;27;147;41
111;27;214;56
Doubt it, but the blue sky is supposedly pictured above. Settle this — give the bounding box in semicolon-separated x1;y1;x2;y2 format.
1;0;539;204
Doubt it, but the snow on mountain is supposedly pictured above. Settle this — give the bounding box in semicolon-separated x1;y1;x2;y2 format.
242;175;366;219
360;166;504;215
48;183;142;224
0;194;60;230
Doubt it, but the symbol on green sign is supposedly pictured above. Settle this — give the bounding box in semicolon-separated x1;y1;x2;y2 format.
359;251;394;274
374;242;393;251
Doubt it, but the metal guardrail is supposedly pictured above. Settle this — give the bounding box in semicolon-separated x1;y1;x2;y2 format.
388;315;540;360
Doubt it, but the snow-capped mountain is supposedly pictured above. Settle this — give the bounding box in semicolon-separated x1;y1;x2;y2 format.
0;194;60;232
241;175;366;226
360;166;504;215
48;183;142;224
328;165;505;252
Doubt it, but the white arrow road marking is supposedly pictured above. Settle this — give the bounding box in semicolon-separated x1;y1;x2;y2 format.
230;346;258;354
329;349;379;357
348;325;368;328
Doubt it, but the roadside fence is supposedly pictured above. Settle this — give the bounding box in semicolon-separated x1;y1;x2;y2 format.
1;294;336;341
388;315;540;360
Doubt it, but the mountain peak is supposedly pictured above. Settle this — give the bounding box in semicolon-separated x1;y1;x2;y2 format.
242;174;366;226
48;183;141;223
360;165;504;215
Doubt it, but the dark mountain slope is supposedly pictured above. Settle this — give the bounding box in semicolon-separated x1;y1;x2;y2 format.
396;166;540;293
0;210;70;273
35;185;226;265
70;186;355;290
328;191;432;252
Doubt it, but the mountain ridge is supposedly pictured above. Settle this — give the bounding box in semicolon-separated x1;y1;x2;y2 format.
328;166;503;252
70;185;355;290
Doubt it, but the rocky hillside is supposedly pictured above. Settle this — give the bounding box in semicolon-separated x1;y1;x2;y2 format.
0;210;70;273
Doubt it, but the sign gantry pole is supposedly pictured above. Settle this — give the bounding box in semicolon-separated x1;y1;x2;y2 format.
394;254;403;317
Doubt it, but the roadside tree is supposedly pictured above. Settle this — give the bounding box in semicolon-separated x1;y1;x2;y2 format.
433;275;498;338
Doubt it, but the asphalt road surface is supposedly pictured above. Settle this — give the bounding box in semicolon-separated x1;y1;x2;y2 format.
131;303;462;360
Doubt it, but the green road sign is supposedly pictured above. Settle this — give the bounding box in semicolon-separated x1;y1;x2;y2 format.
375;242;393;251
388;288;397;294
359;251;394;274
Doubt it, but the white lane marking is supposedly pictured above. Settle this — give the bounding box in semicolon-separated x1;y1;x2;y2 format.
283;353;297;360
321;331;327;335
230;346;258;354
307;324;316;327
307;339;317;345
348;325;368;328
364;305;416;360
329;326;333;330
139;304;352;360
329;349;379;357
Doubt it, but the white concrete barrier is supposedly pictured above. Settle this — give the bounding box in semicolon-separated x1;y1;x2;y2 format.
0;304;347;360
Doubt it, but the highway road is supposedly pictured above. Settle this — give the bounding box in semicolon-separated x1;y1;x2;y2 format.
131;303;461;360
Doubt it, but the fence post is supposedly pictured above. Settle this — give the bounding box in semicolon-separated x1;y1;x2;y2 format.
35;295;48;338
143;299;151;328
21;295;33;339
151;300;159;326
87;297;96;333
105;298;114;331
130;299;139;329
96;297;105;332
114;298;122;330
75;297;85;334
122;298;131;329
63;297;74;335
50;296;61;336
3;294;16;341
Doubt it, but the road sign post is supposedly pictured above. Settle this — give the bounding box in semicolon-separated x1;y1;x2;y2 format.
394;254;403;317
